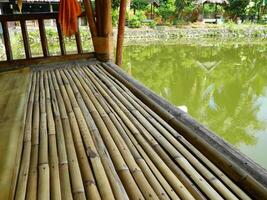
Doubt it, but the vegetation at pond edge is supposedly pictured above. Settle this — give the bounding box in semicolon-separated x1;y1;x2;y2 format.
111;0;267;28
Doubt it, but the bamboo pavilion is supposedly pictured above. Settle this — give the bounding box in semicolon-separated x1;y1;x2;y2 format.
0;0;267;199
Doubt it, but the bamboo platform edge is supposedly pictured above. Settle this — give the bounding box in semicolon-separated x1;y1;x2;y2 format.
104;61;267;193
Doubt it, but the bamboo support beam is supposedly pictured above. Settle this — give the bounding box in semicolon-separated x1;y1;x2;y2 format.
75;28;83;54
116;0;127;66
38;19;49;57
94;0;113;61
56;19;66;55
83;0;97;37
20;19;32;59
2;21;13;61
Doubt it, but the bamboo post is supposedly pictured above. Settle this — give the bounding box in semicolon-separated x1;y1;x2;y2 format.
94;0;113;61
20;19;32;59
83;0;97;36
2;21;13;61
116;0;127;66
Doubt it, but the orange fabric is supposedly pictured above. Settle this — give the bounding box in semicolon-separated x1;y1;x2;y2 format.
18;0;22;13
58;0;82;37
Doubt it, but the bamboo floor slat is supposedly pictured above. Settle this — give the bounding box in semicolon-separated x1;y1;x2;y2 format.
9;63;259;199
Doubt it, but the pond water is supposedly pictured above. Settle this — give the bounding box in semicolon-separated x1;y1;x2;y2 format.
122;39;267;169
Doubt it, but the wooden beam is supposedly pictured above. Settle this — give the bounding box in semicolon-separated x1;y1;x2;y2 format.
38;19;49;57
0;12;85;22
56;18;66;55
20;19;32;59
0;53;95;72
116;0;127;66
1;21;13;61
75;28;83;54
83;0;97;37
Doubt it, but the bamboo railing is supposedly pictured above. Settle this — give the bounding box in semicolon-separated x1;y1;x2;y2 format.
0;12;94;69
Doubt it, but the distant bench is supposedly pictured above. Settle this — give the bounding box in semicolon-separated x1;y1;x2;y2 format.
203;18;217;23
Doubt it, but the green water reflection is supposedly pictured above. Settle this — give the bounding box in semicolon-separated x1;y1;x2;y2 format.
122;40;267;169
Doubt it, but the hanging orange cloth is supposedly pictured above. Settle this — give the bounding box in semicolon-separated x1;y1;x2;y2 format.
58;0;82;37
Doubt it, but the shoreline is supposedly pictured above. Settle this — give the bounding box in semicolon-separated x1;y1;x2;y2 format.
113;25;267;45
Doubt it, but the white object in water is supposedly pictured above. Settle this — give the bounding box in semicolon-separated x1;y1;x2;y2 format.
178;105;188;113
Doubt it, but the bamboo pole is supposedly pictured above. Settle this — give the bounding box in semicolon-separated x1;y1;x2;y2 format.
78;66;196;200
62;68;129;200
70;68;160;200
116;0;127;66
116;113;181;200
15;72;36;200
83;72;173;200
94;0;113;61
85;65;206;199
83;0;97;37
49;71;86;200
26;72;39;200
48;72;73;200
100;62;267;199
44;71;61;200
54;69;113;200
38;71;50;200
97;65;252;199
66;68;145;199
96;65;244;200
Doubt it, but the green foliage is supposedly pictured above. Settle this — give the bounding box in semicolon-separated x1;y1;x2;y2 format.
128;11;146;28
157;1;176;23
149;20;157;28
225;0;250;19
131;0;149;11
112;0;120;9
112;9;119;26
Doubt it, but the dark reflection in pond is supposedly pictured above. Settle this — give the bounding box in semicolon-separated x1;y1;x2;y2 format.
122;40;267;169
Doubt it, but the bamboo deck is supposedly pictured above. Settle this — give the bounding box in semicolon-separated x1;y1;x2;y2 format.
0;68;31;200
1;62;267;199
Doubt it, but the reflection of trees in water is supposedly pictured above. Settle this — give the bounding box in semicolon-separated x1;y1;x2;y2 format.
123;43;267;146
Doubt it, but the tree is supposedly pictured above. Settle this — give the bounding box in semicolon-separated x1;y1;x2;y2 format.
112;0;121;9
225;0;249;20
131;0;149;14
